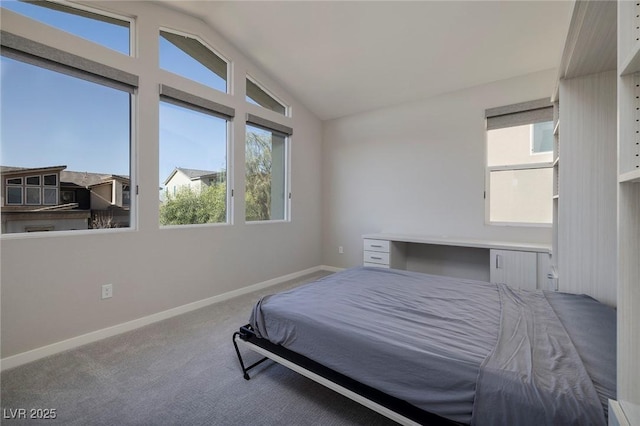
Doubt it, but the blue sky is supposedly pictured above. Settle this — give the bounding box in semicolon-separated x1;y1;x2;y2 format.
0;56;130;175
0;0;130;54
0;0;228;189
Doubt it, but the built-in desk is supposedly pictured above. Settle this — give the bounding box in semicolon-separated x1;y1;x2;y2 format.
362;233;553;290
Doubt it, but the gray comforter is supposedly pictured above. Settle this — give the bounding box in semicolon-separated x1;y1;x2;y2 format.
471;284;605;425
249;267;611;425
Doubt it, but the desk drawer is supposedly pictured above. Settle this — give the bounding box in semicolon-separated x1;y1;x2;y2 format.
364;250;390;265
363;239;390;253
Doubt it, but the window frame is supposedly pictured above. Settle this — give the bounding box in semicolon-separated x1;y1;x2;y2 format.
25;186;41;205
4;174;60;206
6;186;23;205
244;117;292;224
485;161;554;226
0;0;135;56
159;27;231;94
43;187;58;205
0;30;138;236
5;177;23;206
26;175;41;186
43;174;57;186
6;177;23;186
484;99;554;227
158;85;235;229
246;74;289;117
2;3;297;237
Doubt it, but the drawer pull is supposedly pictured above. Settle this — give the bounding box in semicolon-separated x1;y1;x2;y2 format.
371;256;383;260
371;244;383;248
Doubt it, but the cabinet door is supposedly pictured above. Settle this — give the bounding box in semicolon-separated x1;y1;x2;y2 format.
490;249;537;290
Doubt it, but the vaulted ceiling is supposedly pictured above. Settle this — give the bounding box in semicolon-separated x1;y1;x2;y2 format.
163;1;573;120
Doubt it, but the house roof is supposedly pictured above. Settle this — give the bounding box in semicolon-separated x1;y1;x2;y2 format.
60;171;129;187
163;167;221;186
60;170;108;187
1;165;67;175
0;166;129;187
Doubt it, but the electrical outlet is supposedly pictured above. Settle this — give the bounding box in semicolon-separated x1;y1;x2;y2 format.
338;246;344;254
101;284;113;299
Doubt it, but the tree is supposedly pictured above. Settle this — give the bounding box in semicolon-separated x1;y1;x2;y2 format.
91;211;118;229
159;183;226;225
245;131;273;221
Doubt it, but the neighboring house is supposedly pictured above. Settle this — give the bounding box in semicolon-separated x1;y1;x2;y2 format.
162;167;224;197
1;166;130;233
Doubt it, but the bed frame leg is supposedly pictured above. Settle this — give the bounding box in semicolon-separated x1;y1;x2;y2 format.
233;331;269;380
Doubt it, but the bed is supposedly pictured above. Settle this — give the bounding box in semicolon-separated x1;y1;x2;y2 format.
233;267;616;425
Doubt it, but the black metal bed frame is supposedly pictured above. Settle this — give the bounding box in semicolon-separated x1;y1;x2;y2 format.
232;324;459;426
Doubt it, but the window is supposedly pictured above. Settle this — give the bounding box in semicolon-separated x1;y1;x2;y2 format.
245;116;291;222
159;85;233;226
5;177;23;205
3;170;60;207
43;187;57;205
0;0;130;55
6;187;22;205
43;174;57;205
531;121;554;154
25;176;41;204
60;190;75;204
2;4;296;234
246;76;287;116
485;99;553;225
43;174;57;186
159;30;228;93
26;176;40;185
0;34;135;233
122;186;130;207
25;186;40;205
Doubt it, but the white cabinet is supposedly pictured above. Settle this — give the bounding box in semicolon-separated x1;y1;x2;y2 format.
363;250;390;266
489;249;537;290
363;238;388;268
362;235;549;288
362;238;405;269
537;252;554;291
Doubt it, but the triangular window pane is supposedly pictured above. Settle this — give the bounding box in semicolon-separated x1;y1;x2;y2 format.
160;30;227;93
1;1;130;55
246;78;286;115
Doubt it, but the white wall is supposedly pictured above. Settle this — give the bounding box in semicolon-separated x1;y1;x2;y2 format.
0;2;323;358
322;70;555;269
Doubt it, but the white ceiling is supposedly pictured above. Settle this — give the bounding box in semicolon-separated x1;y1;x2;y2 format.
163;1;573;121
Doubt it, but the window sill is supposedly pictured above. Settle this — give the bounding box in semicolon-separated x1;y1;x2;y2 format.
0;227;137;240
245;219;290;225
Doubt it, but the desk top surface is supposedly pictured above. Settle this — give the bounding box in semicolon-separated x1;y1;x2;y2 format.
362;233;552;253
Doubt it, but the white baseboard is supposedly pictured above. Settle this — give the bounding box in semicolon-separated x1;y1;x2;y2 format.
1;265;337;372
609;400;630;426
319;265;344;273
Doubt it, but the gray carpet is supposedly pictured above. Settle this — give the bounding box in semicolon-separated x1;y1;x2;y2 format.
1;271;398;425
